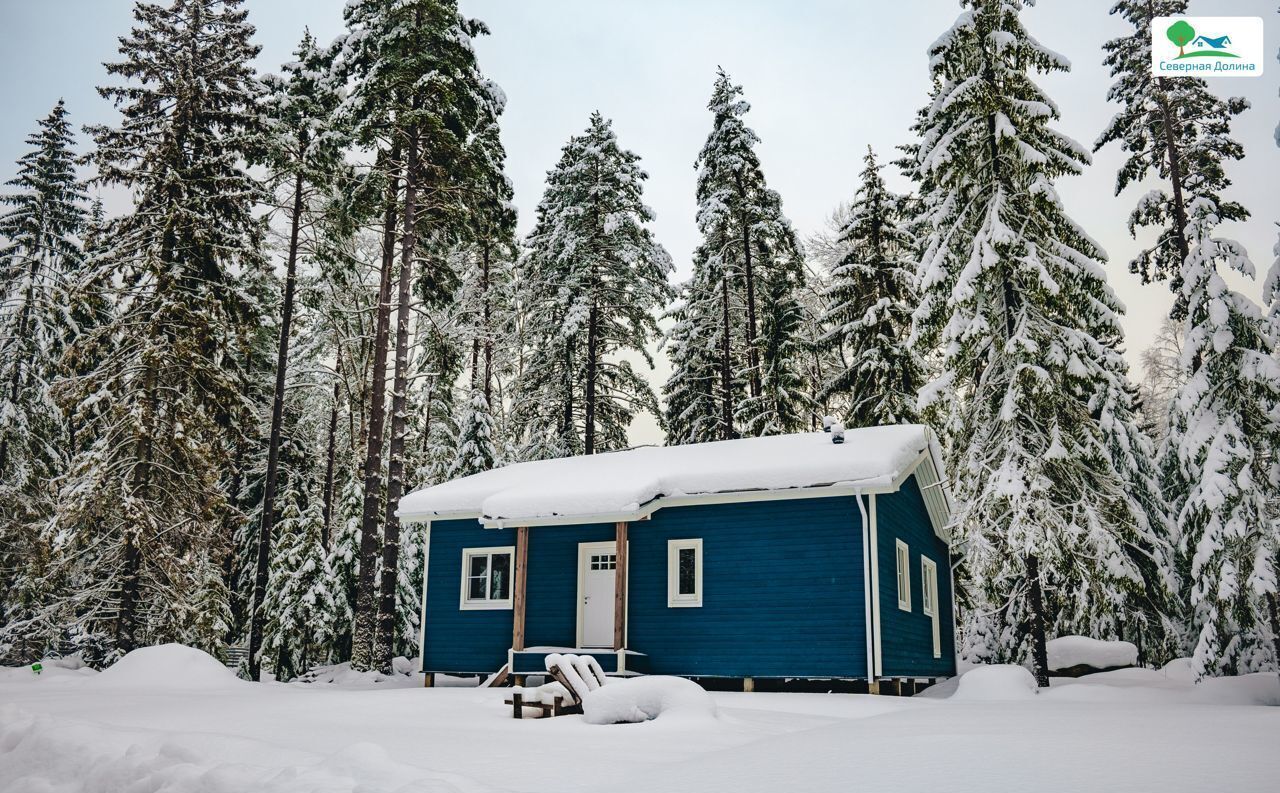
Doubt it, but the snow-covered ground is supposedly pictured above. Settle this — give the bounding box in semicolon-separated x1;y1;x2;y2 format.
2;647;1277;793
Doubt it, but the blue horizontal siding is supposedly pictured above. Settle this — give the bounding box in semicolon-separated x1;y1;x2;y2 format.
628;496;867;678
524;522;616;646
421;519;513;673
876;475;957;678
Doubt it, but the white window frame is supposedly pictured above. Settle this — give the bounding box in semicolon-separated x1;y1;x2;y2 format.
921;555;941;658
459;546;515;610
895;539;911;612
667;538;703;608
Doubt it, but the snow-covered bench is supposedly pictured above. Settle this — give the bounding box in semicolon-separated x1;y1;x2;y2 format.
506;653;608;719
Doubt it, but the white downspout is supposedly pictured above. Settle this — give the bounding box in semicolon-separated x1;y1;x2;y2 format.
416;521;432;676
856;493;875;684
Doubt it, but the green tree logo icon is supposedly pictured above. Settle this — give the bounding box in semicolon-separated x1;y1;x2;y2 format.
1166;20;1195;57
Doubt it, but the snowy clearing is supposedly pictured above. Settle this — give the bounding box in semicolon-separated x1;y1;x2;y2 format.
2;650;1278;793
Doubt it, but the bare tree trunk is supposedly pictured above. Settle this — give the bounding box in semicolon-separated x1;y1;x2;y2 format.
320;381;339;551
1025;553;1051;688
720;274;734;440
1268;593;1280;684
375;119;420;672
247;170;306;681
584;296;599;455
482;242;493;406
351;146;401;671
736;174;760;401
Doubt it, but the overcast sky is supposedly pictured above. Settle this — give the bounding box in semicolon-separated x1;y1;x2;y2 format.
3;0;1277;445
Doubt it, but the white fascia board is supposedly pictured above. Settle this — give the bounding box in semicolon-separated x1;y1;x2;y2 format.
399;459;956;539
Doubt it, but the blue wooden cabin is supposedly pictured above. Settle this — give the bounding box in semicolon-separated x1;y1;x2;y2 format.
397;424;957;690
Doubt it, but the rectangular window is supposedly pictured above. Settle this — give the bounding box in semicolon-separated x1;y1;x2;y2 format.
895;539;911;611
922;556;940;658
460;546;514;610
667;539;703;607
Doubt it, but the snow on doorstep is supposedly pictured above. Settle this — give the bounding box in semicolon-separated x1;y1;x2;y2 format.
1047;636;1138;671
398;424;934;524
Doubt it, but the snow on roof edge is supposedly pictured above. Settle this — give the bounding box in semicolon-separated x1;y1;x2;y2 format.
398;425;952;535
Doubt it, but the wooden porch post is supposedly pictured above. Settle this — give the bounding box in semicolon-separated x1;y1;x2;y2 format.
614;521;628;651
512;526;529;651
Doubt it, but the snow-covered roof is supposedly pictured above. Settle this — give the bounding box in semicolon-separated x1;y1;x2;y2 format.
398;424;951;534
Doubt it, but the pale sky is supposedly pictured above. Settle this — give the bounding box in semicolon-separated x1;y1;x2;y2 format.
3;1;1277;445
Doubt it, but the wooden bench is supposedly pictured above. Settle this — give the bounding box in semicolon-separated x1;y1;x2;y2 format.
505;653;608;719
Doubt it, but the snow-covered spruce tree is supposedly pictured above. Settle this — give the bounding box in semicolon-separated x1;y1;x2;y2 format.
451;390;496;478
57;0;266;656
662;276;731;445
908;0;1173;683
0;100;88;660
1095;0;1249;320
1163;198;1280;677
816;147;922;428
245;28;346;681
675;69;806;439
738;265;810;435
263;485;342;680
514;113;673;456
1098;0;1274;671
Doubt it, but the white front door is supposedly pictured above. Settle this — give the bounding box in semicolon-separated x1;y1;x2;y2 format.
578;542;616;648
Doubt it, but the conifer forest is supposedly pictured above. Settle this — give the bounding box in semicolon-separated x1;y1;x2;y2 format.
2;0;1279;690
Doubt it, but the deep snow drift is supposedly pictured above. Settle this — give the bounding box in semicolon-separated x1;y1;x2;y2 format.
2;648;1277;793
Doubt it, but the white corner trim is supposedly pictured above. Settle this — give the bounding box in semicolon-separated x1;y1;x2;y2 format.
458;546;515;611
869;494;882;678
666;538;703;608
417;522;432;674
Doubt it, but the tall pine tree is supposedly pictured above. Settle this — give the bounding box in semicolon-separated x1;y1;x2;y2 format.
908;0;1172;683
60;0;266;655
0;100;88;660
515;113;673;456
816;147;922;428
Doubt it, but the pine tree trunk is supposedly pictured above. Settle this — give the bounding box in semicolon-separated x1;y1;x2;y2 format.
247;169;306;681
720;273;734;439
1025;553;1051;688
376;121;420;672
585;296;599;455
737;174;760;401
1267;593;1280;684
351;147;401;671
320;381;339;551
562;338;574;446
116;533;141;653
482;242;493;406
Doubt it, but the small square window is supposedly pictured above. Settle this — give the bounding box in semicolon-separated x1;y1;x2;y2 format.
460;547;514;610
895;540;911;612
667;539;702;607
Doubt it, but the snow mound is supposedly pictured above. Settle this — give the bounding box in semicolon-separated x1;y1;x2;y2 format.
91;644;241;690
581;676;718;725
1047;636;1138;671
1160;657;1197;683
293;659;420;688
949;665;1038;701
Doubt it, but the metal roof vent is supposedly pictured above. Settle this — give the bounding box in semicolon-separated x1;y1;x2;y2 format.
830;422;846;444
822;415;836;433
